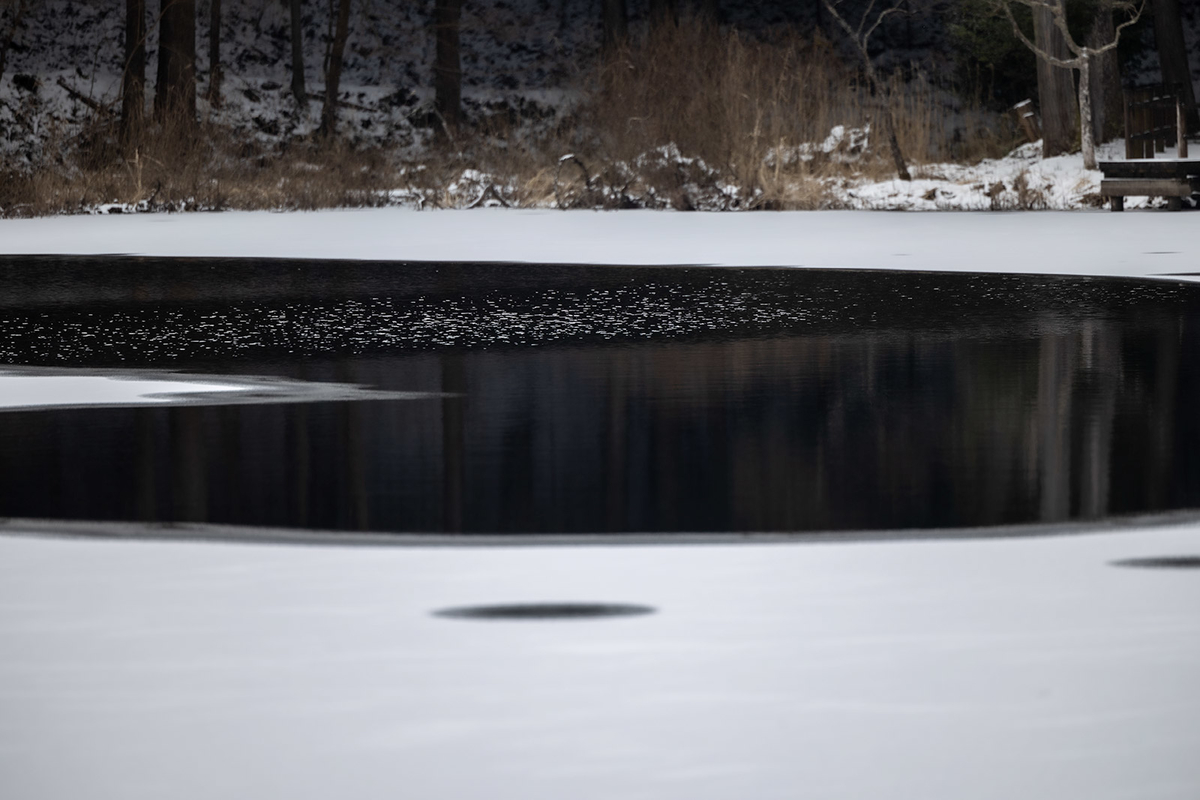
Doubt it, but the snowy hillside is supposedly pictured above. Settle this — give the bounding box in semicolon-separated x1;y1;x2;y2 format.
2;0;1198;213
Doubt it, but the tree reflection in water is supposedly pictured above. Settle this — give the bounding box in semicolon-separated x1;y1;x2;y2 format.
0;259;1196;534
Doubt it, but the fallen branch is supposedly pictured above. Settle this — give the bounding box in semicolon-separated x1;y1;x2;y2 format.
56;76;112;115
555;154;595;209
465;183;510;209
306;91;373;112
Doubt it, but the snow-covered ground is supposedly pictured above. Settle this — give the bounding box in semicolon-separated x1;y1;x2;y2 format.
840;139;1133;211
5;0;1198;213
1;523;1199;800
2;206;1198;279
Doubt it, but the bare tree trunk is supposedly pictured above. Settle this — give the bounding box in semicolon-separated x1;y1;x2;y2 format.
601;0;627;51
1086;8;1123;142
1033;0;1077;157
207;0;221;106
319;0;350;137
1152;0;1197;123
1079;53;1097;168
120;0;146;147
154;0;196;126
872;72;912;181
557;0;569;39
433;0;461;135
290;0;306;107
648;0;675;25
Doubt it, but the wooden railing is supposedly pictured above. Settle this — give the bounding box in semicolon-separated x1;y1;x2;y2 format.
1125;84;1188;159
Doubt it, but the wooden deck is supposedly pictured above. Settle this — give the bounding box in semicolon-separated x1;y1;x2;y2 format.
1099;159;1200;211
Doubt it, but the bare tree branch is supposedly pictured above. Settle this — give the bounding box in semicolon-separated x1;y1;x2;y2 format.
1001;0;1144;62
1001;2;1076;67
863;6;902;44
821;0;912;180
995;0;1146;168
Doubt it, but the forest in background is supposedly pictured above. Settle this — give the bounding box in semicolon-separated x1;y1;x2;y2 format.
0;0;1196;215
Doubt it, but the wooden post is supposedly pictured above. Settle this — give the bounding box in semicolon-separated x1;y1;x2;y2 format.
1178;98;1189;158
1013;99;1041;144
1155;97;1165;153
1124;90;1133;159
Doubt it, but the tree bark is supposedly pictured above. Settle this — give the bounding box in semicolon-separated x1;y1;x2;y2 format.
601;0;627;51
290;0;306;108
120;0;146;147
1152;0;1197;123
1086;8;1123;142
154;0;196;125
1079;53;1096;169
872;72;912;181
433;0;461;135
1033;0;1077;157
648;0;675;24
319;0;350;137
0;0;30;88
207;0;221;106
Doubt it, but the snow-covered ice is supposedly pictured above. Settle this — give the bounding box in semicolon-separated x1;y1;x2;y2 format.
0;372;244;410
2;206;1199;280
2;208;1200;798
0;368;439;411
1;524;1198;800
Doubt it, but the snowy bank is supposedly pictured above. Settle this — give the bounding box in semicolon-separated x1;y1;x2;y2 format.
2;207;1198;281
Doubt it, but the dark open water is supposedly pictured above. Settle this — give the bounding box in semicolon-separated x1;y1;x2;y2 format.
1;256;1198;535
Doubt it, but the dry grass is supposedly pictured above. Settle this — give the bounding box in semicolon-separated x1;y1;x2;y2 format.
1;17;1019;216
0;110;400;217
570;17;1017;207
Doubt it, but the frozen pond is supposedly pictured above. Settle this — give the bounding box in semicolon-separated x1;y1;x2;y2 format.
1;255;1198;535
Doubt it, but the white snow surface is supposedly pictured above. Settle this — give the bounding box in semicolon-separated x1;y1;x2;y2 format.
1;526;1198;800
3;210;1200;798
0;373;243;410
2;206;1199;280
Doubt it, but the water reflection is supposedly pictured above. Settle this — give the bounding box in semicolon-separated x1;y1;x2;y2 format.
0;259;1197;534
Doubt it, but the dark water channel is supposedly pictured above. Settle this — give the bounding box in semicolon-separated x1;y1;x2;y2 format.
1;256;1198;536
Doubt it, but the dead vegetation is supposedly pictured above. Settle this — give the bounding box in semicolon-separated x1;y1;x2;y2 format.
0;17;1018;216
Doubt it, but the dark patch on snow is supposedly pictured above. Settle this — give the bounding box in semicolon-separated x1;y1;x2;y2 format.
12;74;38;94
433;602;656;620
1111;556;1200;570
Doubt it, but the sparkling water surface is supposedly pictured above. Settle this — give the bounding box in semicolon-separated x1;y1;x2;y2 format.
1;257;1197;534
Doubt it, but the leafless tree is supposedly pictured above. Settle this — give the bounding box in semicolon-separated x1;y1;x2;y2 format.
0;0;33;87
319;0;350;136
154;0;197;126
648;0;675;25
120;0;146;147
433;0;461;135
206;0;221;106
821;0;912;180
1085;8;1123;143
290;0;306;108
1152;0;1196;124
601;0;627;51
1032;0;1076;156
997;0;1145;169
